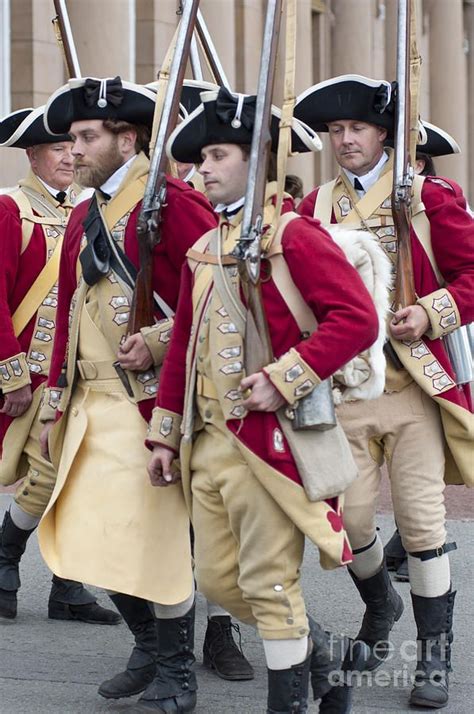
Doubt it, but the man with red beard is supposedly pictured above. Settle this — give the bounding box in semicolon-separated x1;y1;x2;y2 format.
38;77;216;712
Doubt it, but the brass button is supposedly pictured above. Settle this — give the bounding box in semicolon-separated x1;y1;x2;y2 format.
71;407;78;416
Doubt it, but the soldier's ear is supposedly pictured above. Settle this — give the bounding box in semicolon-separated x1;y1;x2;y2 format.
117;128;137;154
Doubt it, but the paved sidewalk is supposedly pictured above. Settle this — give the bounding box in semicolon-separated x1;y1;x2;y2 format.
0;493;473;713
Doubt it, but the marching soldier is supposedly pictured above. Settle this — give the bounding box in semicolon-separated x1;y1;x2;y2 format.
38;77;216;711
146;87;380;713
384;119;463;582
295;74;474;708
0;106;120;626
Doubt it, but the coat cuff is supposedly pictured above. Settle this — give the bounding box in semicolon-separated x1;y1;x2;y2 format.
417;288;461;340
39;387;63;422
263;347;321;406
0;352;31;394
146;407;182;452
140;318;174;367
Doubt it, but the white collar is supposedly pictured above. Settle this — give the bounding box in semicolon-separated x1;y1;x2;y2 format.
100;154;137;198
342;151;389;195
214;196;245;215
35;175;70;200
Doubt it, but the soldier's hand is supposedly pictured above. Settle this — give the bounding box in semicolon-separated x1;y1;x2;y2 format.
148;445;181;487
240;372;285;412
0;384;33;418
39;420;54;462
118;333;153;371
390;305;430;342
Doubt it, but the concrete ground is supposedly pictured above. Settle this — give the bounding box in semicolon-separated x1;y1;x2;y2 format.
0;489;473;713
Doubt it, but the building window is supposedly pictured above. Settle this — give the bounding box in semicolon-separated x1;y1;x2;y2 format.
0;0;11;117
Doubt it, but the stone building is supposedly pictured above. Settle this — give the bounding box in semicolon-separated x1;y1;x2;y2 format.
0;0;472;202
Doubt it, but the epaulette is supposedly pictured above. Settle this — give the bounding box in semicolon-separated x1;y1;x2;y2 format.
425;176;455;193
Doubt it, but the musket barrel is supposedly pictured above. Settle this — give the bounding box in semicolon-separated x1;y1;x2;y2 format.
394;0;409;192
195;9;231;89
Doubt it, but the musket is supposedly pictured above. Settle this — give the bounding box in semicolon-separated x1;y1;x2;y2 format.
392;0;416;309
233;0;283;375
195;9;231;89
52;0;81;78
127;0;200;334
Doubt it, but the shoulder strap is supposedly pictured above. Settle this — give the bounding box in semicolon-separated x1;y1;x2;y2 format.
411;175;444;286
340;171;393;226
267;212;317;334
7;188;35;254
313;180;337;225
11;235;63;336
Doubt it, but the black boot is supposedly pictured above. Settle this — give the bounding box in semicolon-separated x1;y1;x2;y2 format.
308;617;370;714
394;558;409;582
349;560;404;671
0;510;35;619
267;652;311;714
203;615;254;680
138;603;197;712
98;594;158;699
409;589;456;709
48;575;121;625
384;528;406;571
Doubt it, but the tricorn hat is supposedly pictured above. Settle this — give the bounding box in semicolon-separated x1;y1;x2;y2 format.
0;106;71;148
416;120;461;157
167;87;322;164
294;74;395;137
44;76;156;135
146;78;220;120
385;119;461;157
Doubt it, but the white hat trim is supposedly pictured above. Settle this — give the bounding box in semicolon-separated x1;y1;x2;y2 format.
0;106;43;148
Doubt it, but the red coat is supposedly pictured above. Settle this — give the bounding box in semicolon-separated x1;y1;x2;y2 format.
47;178;217;423
298;176;474;417
0;196;51;446
155;212;379;487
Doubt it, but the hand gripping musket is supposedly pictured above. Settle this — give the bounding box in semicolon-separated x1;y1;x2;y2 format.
52;0;81;78
127;0;200;335
232;0;283;376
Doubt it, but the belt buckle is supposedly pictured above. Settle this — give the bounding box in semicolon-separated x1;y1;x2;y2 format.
435;546;444;558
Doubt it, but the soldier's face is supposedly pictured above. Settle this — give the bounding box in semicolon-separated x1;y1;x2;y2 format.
26;142;74;191
327;120;387;177
69;120;131;188
199;143;249;206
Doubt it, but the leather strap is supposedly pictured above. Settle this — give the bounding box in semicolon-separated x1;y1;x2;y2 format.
408;542;457;561
11;235;63;337
196;373;218;400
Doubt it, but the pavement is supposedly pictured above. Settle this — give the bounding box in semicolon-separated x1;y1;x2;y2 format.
0;490;473;714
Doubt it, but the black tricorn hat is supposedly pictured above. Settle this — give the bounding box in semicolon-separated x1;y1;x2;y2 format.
294;74;395;138
417;120;461;157
146;78;220;120
166;87;322;164
385;119;461;157
0;106;71;148
44;77;156;135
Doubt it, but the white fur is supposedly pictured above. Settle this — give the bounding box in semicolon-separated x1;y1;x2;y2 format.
327;226;393;401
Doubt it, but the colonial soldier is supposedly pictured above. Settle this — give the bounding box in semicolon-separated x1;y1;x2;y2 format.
0;106;120;626
295;74;474;708
38;77;216;711
384;119;463;582
146;88;380;713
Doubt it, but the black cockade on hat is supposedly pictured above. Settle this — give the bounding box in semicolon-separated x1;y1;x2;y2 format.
215;88;256;131
83;77;124;109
